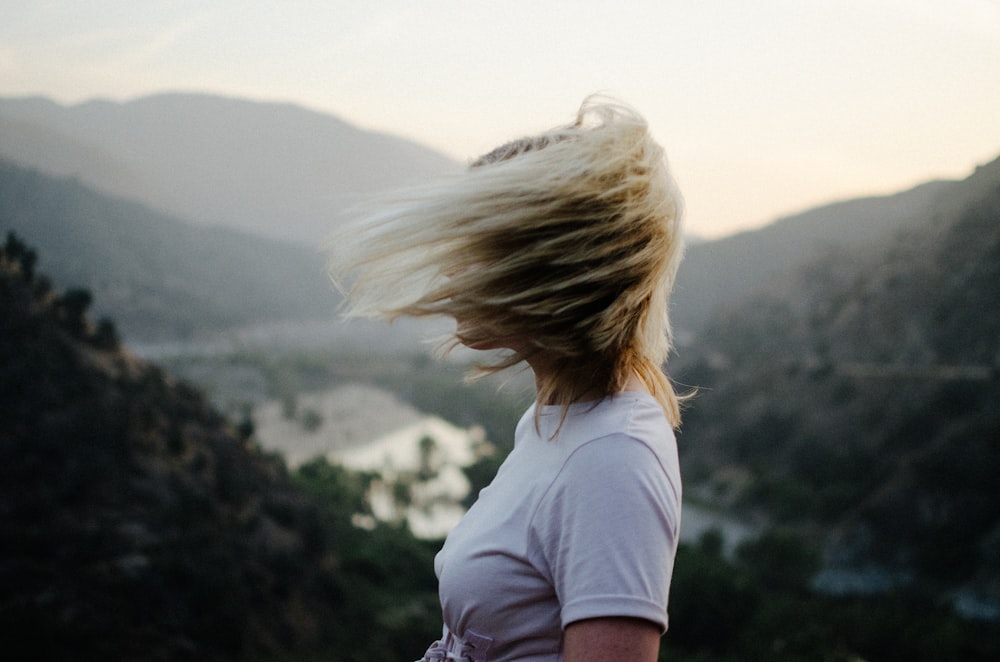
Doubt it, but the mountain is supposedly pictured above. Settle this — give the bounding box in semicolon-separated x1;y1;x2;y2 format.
672;156;1000;338
10;91;997;345
0;158;339;342
0;235;442;661
0;93;462;244
674;153;1000;608
0;111;150;197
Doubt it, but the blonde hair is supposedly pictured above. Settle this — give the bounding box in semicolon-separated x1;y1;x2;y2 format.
327;96;686;427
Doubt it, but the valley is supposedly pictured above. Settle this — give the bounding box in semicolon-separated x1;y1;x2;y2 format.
2;92;998;660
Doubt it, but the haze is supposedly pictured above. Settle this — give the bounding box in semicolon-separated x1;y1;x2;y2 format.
1;0;998;238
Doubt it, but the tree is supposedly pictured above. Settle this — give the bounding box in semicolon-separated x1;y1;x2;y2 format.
57;288;93;337
736;529;821;594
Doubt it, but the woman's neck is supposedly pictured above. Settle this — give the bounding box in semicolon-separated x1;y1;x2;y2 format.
526;353;649;405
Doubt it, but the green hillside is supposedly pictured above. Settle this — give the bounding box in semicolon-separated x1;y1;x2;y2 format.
675;151;1000;610
0;235;442;661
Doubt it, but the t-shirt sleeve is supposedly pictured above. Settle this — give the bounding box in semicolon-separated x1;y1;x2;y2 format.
529;433;682;633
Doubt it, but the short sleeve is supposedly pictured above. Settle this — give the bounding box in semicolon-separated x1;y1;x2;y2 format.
528;434;681;632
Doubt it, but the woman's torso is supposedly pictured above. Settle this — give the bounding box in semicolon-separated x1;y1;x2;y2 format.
426;391;682;661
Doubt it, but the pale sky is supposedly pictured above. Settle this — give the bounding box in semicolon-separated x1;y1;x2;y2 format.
1;0;998;238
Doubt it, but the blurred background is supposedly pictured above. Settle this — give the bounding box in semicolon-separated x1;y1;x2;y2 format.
2;1;999;660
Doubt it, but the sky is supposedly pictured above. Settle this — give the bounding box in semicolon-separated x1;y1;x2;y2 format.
1;0;998;239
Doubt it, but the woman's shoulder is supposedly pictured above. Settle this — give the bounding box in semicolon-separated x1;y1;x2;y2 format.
572;393;679;483
533;396;682;532
519;392;677;470
561;391;672;445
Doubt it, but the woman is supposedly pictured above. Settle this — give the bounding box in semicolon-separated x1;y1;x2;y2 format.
328;96;685;662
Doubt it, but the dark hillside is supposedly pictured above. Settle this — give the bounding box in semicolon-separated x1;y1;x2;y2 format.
675;151;1000;609
0;159;338;341
0;235;438;660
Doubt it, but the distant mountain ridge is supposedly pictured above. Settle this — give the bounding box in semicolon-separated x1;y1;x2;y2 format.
0;158;339;341
0;93;462;244
672;155;1000;337
4;90;998;353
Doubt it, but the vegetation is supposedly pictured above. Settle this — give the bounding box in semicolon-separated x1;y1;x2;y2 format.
161;346;531;498
291;458;442;660
5;233;999;659
674;154;1000;616
4;151;1000;659
661;531;1000;661
0;234;439;660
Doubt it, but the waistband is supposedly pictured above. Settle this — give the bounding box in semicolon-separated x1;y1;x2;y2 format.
417;625;493;662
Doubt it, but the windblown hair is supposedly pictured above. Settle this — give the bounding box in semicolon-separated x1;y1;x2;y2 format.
327;96;686;427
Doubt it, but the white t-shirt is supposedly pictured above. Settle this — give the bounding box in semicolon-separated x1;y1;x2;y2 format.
422;391;682;662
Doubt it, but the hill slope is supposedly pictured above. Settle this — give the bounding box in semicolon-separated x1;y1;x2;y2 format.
0;236;339;659
672;155;1000;337
0;236;441;660
0;93;462;243
0;159;339;341
675;151;1000;606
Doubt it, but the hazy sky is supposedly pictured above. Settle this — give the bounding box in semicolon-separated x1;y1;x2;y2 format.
1;0;998;238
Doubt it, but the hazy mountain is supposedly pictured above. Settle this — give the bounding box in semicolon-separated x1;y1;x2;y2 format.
0;93;463;244
4;88;998;360
0;158;339;342
0;112;153;198
672;156;1000;338
674;152;1000;607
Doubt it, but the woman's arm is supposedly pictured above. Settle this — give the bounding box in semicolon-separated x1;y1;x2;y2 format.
563;617;661;662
